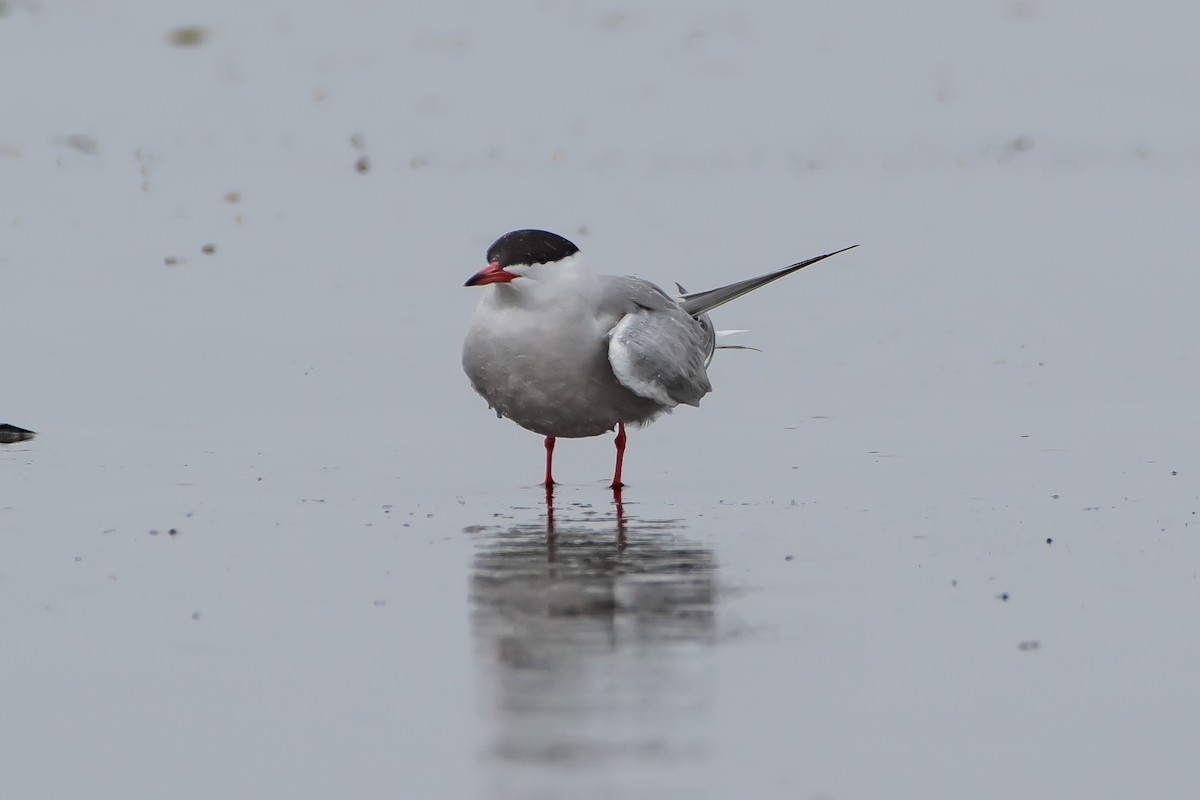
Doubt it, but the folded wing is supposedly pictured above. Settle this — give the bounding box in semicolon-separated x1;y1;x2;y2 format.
607;305;714;408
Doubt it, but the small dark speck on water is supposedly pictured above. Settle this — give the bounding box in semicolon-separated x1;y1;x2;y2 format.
169;528;178;536
355;156;370;174
1051;494;1060;500
257;477;263;482
191;611;201;621
201;244;216;254
224;191;241;203
1171;470;1178;476
784;555;794;561
149;529;160;536
997;592;1010;602
164;256;181;266
64;135;99;155
951;579;958;587
1004;135;1036;157
169;26;208;47
1018;640;1040;651
373;599;387;607
1046;537;1053;545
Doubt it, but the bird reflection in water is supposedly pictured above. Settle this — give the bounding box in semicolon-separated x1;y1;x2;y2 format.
470;488;717;789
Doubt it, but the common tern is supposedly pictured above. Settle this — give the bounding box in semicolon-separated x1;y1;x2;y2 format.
462;230;855;489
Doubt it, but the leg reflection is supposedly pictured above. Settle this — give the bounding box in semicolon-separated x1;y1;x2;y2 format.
613;485;627;549
544;484;627;551
544;484;556;562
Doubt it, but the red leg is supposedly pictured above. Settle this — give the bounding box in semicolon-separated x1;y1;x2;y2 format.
609;422;626;490
543;436;556;488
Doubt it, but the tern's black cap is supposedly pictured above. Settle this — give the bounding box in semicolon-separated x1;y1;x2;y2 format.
486;230;580;267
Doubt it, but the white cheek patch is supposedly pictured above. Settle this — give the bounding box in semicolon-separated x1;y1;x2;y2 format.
505;254;582;281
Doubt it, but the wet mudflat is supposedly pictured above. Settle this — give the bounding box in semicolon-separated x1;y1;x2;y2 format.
4;2;1200;798
5;421;1196;799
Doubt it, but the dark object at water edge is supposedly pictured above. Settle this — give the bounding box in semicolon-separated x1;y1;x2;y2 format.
0;424;36;444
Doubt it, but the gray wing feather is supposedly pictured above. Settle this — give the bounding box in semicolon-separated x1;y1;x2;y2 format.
600;276;714;408
597;275;680;313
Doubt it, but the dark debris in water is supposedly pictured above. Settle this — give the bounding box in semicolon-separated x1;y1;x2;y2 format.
62;134;99;155
168;26;208;47
0;423;35;444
